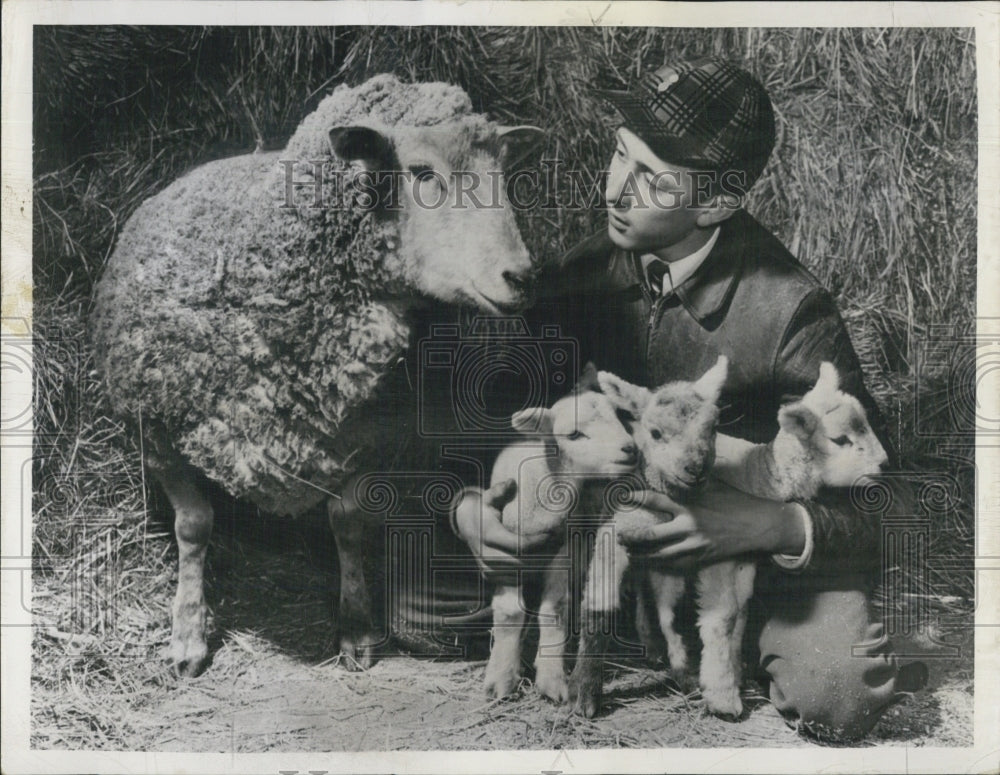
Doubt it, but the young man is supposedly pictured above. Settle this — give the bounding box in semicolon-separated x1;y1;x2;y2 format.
452;58;926;740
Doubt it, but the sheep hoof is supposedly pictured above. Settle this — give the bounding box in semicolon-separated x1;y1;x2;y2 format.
567;671;601;718
534;668;569;704
170;635;208;678
702;684;743;719
338;632;378;671
484;665;521;699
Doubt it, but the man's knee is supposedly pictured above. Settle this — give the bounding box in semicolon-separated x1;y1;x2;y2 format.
756;580;923;741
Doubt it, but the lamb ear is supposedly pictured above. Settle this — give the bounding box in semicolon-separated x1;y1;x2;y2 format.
496;125;545;169
574;362;601;394
693;355;729;403
597;371;650;419
511;407;554;436
329;125;395;171
778;402;819;442
817;361;841;392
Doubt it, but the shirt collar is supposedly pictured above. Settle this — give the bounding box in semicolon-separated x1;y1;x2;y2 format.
639;227;720;295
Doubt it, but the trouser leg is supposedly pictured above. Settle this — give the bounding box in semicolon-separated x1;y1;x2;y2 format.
750;567;919;741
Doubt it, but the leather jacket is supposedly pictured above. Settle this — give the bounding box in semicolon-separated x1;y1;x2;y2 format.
530;210;906;575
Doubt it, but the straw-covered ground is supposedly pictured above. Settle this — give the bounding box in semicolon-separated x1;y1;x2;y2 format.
29;27;976;750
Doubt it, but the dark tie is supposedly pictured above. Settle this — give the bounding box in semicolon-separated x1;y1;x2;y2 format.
646;260;671;295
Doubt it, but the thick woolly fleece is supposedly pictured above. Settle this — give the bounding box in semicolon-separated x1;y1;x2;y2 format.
91;75;482;514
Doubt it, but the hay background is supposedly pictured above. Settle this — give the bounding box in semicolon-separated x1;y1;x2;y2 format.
30;26;975;750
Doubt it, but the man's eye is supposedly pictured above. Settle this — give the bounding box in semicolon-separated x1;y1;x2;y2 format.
649;428;662;441
830;435;852;447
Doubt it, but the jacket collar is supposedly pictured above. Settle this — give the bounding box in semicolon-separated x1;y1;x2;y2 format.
550;211;747;326
672;211;747;325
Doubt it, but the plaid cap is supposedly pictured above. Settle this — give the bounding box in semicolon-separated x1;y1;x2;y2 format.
599;58;776;187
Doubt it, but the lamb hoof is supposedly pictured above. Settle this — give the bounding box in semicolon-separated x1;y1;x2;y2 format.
170;635;208;678
567;673;601;718
702;684;743;719
535;668;569;704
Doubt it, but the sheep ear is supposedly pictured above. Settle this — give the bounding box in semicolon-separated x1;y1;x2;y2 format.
817;361;841;392
597;371;650;419
329;126;395;171
511;407;554;436
496;125;545;169
693;355;729;403
574;362;601;394
779;402;819;442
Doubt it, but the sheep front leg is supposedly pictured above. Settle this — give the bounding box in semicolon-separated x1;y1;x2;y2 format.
327;492;386;671
569;522;628;718
154;465;214;678
696;561;743;718
484;582;526;698
646;568;692;688
534;554;569;703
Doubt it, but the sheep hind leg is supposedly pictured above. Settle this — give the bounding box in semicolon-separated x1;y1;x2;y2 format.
695;562;743;718
327;492;386;671
153;464;214;678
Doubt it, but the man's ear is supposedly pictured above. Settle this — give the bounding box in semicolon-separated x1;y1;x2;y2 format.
695;193;742;228
778;402;819;442
511;407;554;436
597;371;650;420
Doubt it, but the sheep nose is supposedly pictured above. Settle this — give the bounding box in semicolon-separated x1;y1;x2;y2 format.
684;460;708;479
621;442;638;460
502;268;533;295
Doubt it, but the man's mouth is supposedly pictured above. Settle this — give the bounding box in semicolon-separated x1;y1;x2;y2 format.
608;212;629;231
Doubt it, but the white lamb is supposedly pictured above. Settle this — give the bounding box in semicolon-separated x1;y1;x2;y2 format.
484;365;638;702
689;361;889;716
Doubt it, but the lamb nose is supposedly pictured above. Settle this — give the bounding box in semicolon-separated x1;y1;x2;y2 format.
685;461;707;478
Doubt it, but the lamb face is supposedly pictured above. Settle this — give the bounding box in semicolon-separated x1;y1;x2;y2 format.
330;122;542;313
599;357;728;501
511;389;639;478
778;361;889;488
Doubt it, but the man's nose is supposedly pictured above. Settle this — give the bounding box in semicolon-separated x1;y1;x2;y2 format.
605;164;628;208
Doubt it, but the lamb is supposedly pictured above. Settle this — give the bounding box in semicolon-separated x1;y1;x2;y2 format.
570;360;889;720
90;74;543;676
567;356;728;718
483;365;638;702
689;361;889;716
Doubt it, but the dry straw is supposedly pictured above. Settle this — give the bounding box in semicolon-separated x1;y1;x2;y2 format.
31;26;974;749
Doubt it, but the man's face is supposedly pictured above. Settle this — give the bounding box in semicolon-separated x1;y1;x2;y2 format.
605;127;704;254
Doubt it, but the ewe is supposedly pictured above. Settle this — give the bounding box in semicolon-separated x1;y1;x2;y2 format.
91;75;542;676
485;365;637;702
568;357;728;718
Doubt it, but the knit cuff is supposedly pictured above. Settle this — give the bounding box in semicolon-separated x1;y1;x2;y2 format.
771;500;814;571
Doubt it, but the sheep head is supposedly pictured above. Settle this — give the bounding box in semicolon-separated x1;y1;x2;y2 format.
510;364;638;477
598;356;728;501
777;362;889;488
329;121;544;314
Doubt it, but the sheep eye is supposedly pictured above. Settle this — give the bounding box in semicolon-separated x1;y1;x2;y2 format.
830;435;852;447
567;430;586;441
409;165;438;183
649;428;662;441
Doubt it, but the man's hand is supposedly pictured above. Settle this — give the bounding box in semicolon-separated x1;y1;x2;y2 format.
451;479;552;579
618;479;807;569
